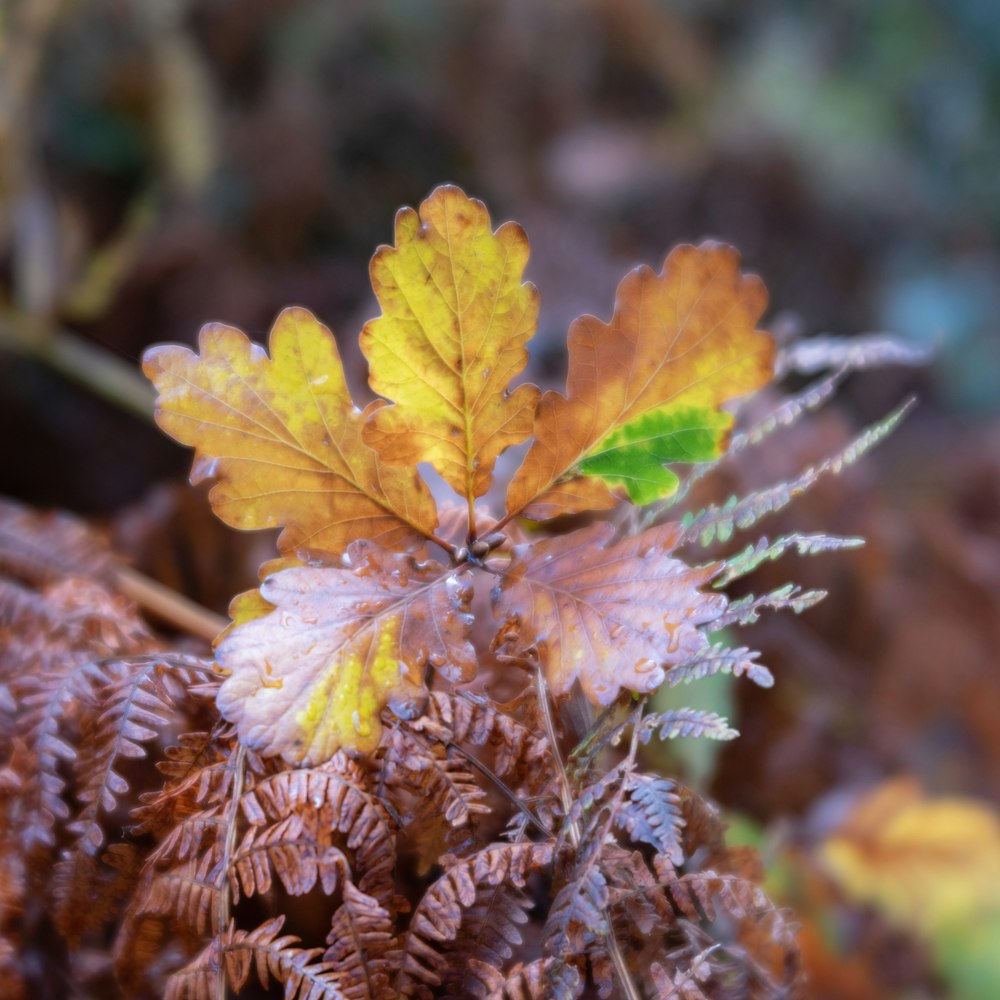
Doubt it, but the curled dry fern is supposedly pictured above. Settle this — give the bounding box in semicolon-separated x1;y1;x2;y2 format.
0;187;915;998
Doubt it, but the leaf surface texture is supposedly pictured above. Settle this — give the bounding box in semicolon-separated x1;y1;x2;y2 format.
144;307;438;557
507;242;774;517
361;185;540;503
216;542;474;762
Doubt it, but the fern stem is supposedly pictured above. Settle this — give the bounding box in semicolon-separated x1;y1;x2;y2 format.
533;666;643;1000
114;564;228;642
446;740;550;836
216;742;246;1000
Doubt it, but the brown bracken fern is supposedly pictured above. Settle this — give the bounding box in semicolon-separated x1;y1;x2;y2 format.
0;186;922;999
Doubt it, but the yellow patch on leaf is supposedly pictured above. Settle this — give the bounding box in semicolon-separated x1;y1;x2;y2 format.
361;185;540;504
143;307;438;558
507;242;775;518
215;541;475;762
821;778;1000;937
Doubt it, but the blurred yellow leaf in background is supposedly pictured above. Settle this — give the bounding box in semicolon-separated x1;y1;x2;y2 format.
822;778;1000;938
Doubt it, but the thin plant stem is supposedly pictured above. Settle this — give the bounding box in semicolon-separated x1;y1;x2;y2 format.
445;740;550;837
216;741;246;1000
0;312;156;422
534;665;644;1000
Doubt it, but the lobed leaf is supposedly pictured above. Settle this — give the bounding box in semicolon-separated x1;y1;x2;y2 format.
143;307;438;559
492;521;726;706
507;242;775;518
361;185;540;504
216;541;475;762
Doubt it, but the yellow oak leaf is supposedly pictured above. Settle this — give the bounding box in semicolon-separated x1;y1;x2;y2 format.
215;541;476;762
506;242;775;519
821;778;1000;938
492;521;726;705
360;185;540;506
143;307;439;558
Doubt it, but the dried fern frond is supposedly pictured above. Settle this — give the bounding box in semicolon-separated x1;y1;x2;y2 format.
637;710;739;743
713;532;864;587
64;657;210;857
678;398;914;549
323;881;401;1000
417;691;552;788
544;863;609;957
616;774;685;865
132;728;235;848
649;949;714;1000
244;760;397;906
378;724;489;872
490;957;584;1000
231;813;349;899
0;498;115;586
776;332;930;377
665;644;773;689
711;583;826;630
398;841;553;999
166;916;345;1000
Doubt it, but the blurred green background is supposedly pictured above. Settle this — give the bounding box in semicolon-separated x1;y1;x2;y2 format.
2;2;999;996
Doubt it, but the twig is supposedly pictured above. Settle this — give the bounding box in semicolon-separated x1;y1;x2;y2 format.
0;311;155;422
115;564;227;642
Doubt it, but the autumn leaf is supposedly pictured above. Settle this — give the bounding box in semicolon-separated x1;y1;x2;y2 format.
821;778;1000;938
360;185;540;506
492;521;726;705
143;307;439;558
506;242;775;519
215;541;475;762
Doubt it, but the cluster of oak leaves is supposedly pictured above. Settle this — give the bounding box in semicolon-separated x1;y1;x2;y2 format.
147;184;776;767
4;184;910;999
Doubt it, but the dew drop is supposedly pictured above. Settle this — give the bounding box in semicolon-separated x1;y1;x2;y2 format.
635;658;657;674
608;623;624;640
321;436;331;447
311;374;329;386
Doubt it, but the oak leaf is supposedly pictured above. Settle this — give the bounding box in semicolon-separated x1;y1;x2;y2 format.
215;541;475;762
507;242;775;518
143;307;438;558
492;521;726;705
360;185;540;504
